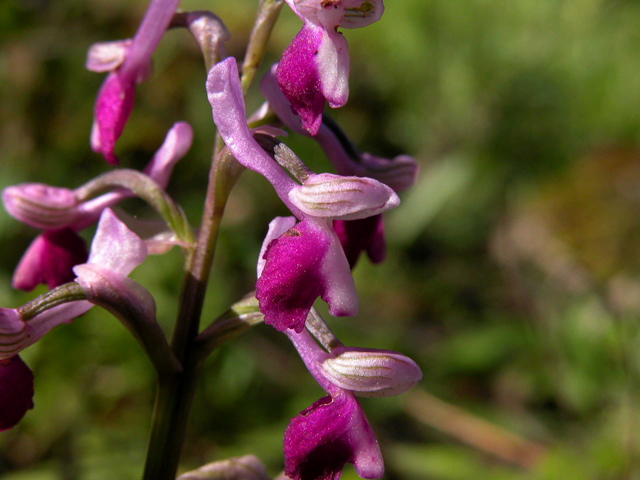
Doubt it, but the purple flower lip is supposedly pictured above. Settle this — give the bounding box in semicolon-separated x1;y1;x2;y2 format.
256;217;358;333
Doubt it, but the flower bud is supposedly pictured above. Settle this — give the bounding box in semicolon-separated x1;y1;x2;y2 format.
288;173;400;221
86;40;132;73
2;184;79;230
320;346;422;397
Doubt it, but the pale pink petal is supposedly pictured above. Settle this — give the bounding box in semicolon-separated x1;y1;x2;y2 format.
86;39;132;73
81;209;147;276
317;30;349;109
143;122;193;189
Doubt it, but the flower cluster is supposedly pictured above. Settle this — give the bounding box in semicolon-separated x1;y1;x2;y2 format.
1;1;421;479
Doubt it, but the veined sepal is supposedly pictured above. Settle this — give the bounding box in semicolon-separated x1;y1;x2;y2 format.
320;345;422;397
288;172;400;220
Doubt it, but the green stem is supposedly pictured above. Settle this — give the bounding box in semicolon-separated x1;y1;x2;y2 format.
142;1;283;476
76;169;194;245
142;148;242;480
240;0;284;95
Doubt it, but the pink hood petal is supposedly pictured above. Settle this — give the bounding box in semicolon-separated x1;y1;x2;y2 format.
143;121;193;189
289;173;400;221
80;209;147;277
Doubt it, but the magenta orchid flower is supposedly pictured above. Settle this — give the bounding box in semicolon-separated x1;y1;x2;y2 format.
3;122;192;292
277;0;384;135
0;209;151;430
279;323;421;480
207;58;399;333
261;64;418;267
88;0;180;164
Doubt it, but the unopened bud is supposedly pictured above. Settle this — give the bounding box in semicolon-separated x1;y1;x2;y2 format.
288;173;400;221
86;40;132;73
320;346;422;397
3;184;79;229
177;454;270;480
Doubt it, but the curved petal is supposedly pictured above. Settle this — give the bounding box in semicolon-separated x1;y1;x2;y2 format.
81;209;147;277
143;122;193;189
12;229;89;291
284;391;383;480
92;71;136;165
289;173;400;221
0;356;34;431
340;0;384;29
317;30;349;110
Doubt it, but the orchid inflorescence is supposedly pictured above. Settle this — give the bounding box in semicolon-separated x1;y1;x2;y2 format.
1;1;421;479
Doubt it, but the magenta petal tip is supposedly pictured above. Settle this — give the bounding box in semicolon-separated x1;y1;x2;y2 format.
93;72;136;165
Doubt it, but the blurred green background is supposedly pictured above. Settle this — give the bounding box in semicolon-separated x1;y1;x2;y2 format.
2;0;640;478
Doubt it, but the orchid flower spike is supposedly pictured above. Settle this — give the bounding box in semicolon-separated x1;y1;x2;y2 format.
209;58;399;333
88;0;180;164
281;323;421;480
3;122;192;291
0;209;150;430
277;0;384;135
